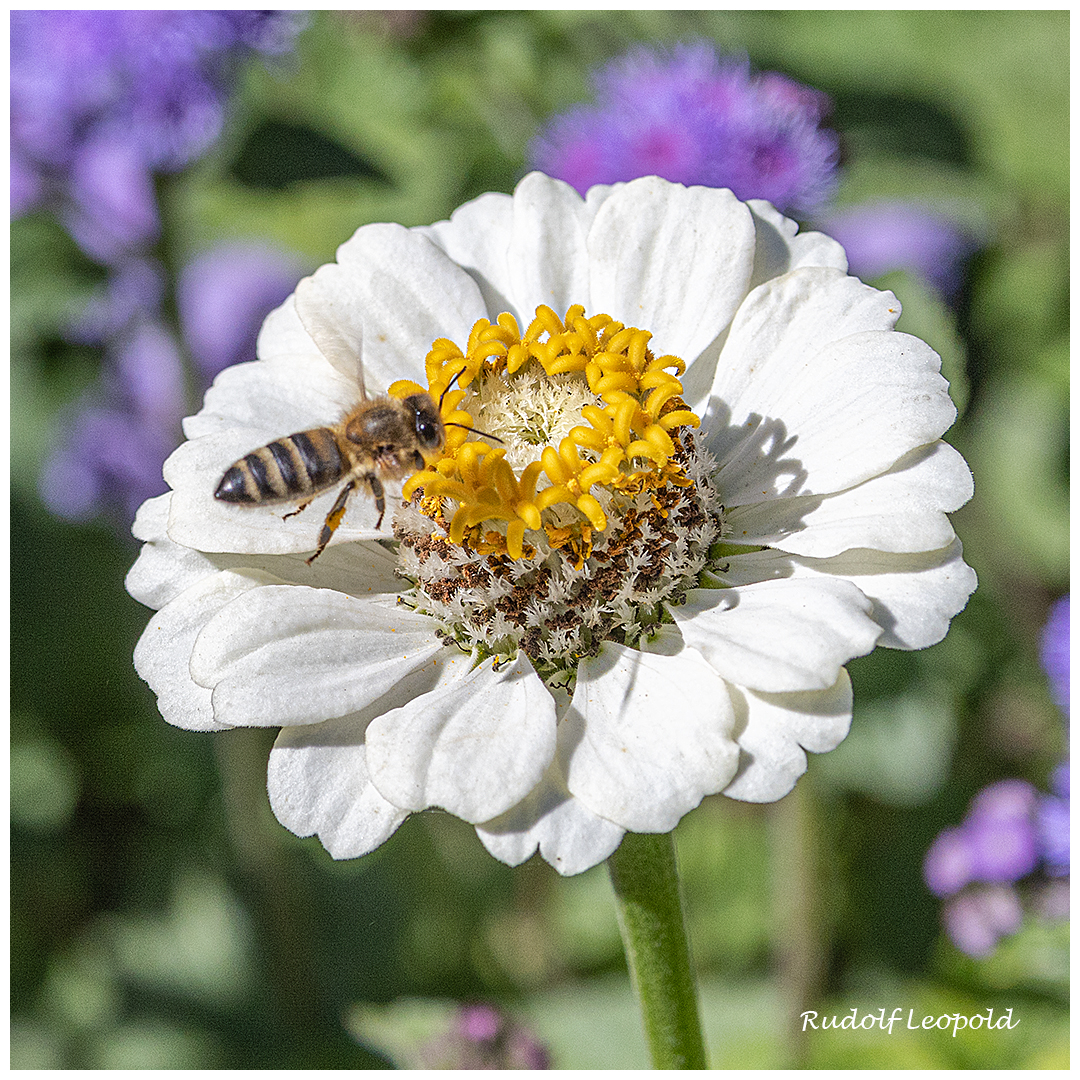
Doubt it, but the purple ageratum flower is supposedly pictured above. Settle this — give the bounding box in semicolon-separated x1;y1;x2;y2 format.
40;319;187;523
457;1004;505;1044
10;10;303;261
44;242;306;525
177;243;307;381
924;826;975;898
67;259;167;348
1036;761;1069;877
1040;595;1069;717
65;131;162;264
223;10;309;56
10;147;43;217
925;771;1069;956
529;41;840;216
816;200;978;302
924;779;1039;897
417;1004;551;1070
924;597;1071;953
1037;789;1069;877
1050;760;1069;800
965;779;1040;883
942;885;1023;958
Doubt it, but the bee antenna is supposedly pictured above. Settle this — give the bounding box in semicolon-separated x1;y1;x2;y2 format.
437;366;467;411
436;366;503;443
445;421;504;445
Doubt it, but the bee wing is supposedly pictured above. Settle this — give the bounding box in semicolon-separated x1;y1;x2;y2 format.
295;271;368;398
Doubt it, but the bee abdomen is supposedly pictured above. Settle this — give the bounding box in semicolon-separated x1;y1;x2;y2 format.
215;428;345;504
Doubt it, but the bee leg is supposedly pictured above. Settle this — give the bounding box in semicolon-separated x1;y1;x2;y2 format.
368;473;387;530
306;481;356;565
282;499;312;521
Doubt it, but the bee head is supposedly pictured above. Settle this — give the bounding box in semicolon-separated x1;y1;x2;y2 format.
404;393;445;453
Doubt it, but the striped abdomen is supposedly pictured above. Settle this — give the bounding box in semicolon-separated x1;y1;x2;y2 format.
215;428;346;505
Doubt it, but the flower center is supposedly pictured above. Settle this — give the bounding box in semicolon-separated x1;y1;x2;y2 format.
389;304;726;685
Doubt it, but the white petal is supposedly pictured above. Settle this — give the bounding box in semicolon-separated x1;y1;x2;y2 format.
708;316;956;506
704;268;956;503
422;173;602;329
189;588;443;727
421;191;516;318
563;641;739;833
679;201;848;411
331;222;487;385
132;492;170;542
294;266;367;387
711;268;900;411
722;670;853;802
724;540;977;651
724;441;973;557
128;494;215;610
670;578;881;693
365;652;557;823
129;496;402;612
504;172;594;321
128;520;217;610
745;200;848;288
588;177;756;361
132;569;274;732
268;717;409;859
476;758;625;877
255;293;322;366
184;347;355;443
214;541;404;598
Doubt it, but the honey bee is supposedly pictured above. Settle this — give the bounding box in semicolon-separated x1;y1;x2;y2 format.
215;390;446;564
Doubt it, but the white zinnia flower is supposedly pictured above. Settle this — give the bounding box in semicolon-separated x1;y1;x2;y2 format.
127;173;976;876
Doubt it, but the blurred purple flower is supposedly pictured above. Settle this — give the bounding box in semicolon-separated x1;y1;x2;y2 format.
457;1003;505;1043
925;669;1070;957
1037;789;1070;877
964;783;1040;883
10;148;43;216
924;780;1039;897
941;885;1023;958
178;243;307;380
65;132;162;263
1040;595;1069;717
11;9;303;262
529;41;840;216
816;200;977;301
68;259;167;347
40;319;186;523
16;11;306;527
1050;760;1069;800
924;826;974;898
417;1003;550;1070
44;243;304;525
1036;599;1070;877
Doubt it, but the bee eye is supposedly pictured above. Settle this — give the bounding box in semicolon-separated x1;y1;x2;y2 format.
416;418;440;448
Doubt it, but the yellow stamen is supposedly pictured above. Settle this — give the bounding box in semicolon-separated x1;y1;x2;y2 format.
399;303;703;559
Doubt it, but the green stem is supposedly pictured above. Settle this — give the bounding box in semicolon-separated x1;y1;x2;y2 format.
607;831;708;1069
771;777;824;1067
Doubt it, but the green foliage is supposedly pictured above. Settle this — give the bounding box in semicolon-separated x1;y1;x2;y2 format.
12;11;1067;1069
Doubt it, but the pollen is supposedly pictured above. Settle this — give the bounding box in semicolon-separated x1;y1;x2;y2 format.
401;304;700;558
392;303;725;684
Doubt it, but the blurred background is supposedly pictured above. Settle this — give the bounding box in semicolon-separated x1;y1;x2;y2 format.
10;10;1068;1069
